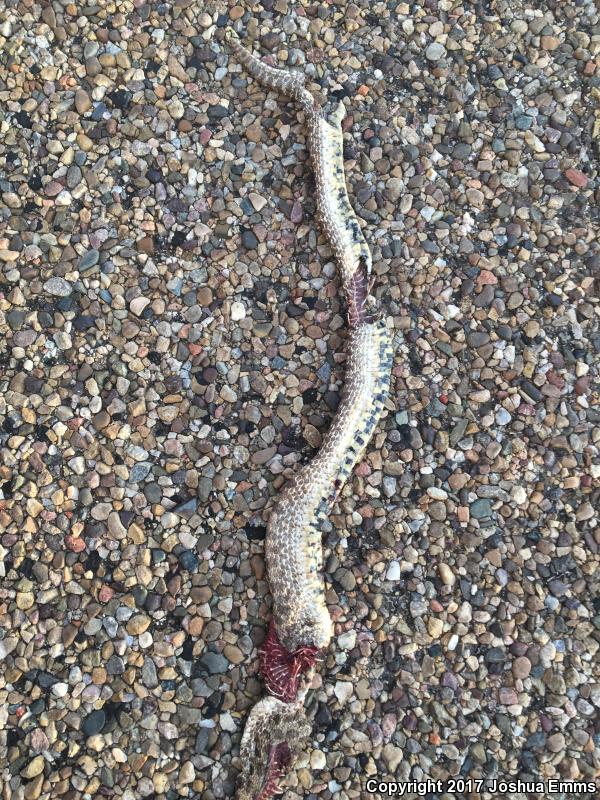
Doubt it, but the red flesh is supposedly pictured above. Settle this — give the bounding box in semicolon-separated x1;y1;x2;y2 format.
259;619;318;703
347;259;374;326
255;742;292;800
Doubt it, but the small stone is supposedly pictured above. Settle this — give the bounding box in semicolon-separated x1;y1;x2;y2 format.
471;498;492;519
386;561;401;581
425;42;446;61
107;512;127;539
199;652;229;674
513;656;531;679
43;277;72;297
127;614;151;635
290;200;303;223
79;249;99;270
512;486;527;504
21;756;45;779
334;681;353;704
498;687;518;705
541;35;561;50
17;592;35;610
82;709;106;736
248;192;267;211
179;761;195;785
547;733;565;753
438;563;455;586
29;729;49;753
137;236;155;254
337;630;356;650
495;408;511;426
564;168;588;188
385;178;403;202
241;229;258;250
75;89;91;114
230;301;246;321
130;296;150;316
466;188;484;206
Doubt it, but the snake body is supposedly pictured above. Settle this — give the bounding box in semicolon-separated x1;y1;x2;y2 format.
225;29;394;799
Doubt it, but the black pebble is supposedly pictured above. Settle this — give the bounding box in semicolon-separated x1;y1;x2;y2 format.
82;709;106;736
109;89;132;109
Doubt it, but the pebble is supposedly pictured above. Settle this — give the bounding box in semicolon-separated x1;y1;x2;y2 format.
438;563;455;586
334;682;354;704
513;656;532;679
385;561;401;581
43;277;72;297
425;42;446;61
130;296;150;316
82;710;106;737
230;301;246;321
75;89;92;114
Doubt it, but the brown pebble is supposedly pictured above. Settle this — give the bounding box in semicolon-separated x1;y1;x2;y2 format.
197;287;213;306
512;656;531;679
137;236;155;254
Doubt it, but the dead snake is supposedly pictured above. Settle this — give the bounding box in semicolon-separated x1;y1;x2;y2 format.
224;28;394;799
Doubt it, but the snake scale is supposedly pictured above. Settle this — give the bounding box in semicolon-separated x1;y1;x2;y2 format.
224;29;394;799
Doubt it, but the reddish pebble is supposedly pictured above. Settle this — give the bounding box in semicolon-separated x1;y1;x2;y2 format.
199;128;212;145
99;585;114;602
565;168;588;188
65;534;86;552
477;269;498;285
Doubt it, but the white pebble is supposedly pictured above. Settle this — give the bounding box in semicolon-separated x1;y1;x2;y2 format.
386;561;401;581
68;457;85;475
337;631;356;650
130;296;150;316
230;301;246;321
333;681;353;704
512;485;527;504
219;712;237;732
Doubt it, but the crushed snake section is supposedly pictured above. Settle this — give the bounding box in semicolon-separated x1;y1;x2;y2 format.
224;29;394;800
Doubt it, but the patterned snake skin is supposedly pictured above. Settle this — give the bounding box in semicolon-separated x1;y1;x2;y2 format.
224;29;394;800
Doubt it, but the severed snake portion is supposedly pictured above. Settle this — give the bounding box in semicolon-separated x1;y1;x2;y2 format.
225;28;394;800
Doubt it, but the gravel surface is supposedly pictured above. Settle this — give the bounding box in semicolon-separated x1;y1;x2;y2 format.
1;1;599;799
